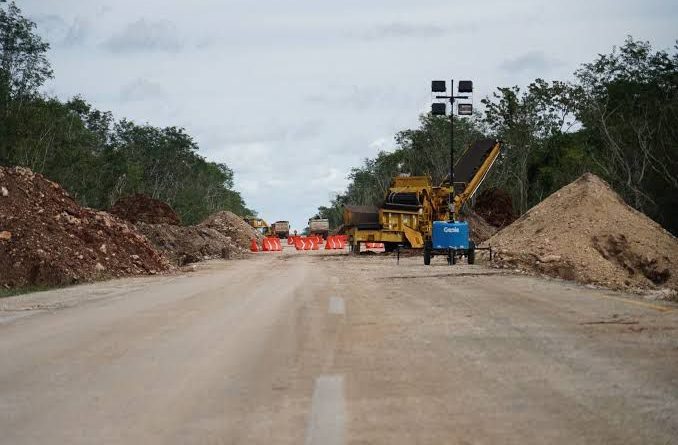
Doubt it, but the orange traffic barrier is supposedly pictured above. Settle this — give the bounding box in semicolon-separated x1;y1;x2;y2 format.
262;237;282;252
322;236;343;250
250;239;259;252
262;238;272;251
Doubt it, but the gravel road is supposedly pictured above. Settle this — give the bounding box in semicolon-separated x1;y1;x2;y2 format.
1;250;677;444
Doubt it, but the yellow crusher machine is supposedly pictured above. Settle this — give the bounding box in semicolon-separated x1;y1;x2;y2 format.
343;139;502;252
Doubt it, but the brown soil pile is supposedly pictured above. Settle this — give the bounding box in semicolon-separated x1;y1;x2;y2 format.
474;187;516;228
200;211;263;250
136;223;243;266
110;194;181;225
462;211;497;244
0;167;170;288
484;173;678;291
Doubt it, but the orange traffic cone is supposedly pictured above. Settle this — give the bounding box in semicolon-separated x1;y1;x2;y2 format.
250;239;259;252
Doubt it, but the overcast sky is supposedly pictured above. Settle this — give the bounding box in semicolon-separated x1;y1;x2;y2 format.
21;0;678;230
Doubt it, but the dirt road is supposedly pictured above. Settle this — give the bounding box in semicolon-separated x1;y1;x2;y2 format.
1;251;677;444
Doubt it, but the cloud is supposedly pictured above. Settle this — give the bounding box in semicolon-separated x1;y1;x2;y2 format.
361;22;448;40
499;51;563;73
119;78;167;102
32;13;89;47
63;17;89;46
305;85;415;111
103;19;182;53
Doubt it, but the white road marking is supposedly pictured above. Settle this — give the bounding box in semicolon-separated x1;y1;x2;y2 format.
328;296;345;315
305;375;346;445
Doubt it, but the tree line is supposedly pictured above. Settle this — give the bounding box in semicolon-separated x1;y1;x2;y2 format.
316;37;678;235
0;1;254;224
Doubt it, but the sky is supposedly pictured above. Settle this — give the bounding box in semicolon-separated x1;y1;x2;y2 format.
20;0;678;230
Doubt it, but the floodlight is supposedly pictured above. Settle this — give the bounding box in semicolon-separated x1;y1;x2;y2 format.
431;80;447;93
432;103;447;115
458;80;473;93
458;103;473;115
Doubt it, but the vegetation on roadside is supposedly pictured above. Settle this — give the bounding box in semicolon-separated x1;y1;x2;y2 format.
316;38;678;235
0;1;254;224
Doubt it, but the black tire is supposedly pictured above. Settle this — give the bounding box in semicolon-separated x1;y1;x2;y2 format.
452;253;457;265
423;241;432;265
468;241;476;265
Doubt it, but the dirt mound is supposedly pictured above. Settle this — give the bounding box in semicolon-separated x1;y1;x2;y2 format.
484;173;678;291
474;187;516;228
136;223;248;266
110;194;180;225
200;211;263;250
462;211;497;244
0;167;170;288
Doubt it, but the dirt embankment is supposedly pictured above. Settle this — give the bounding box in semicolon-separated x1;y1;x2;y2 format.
109;195;254;265
110;194;181;225
136;223;238;266
462;211;497;244
484;173;678;292
200;211;264;250
0;167;170;289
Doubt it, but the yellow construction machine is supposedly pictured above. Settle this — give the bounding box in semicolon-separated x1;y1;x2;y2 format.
245;217;273;237
343;139;502;253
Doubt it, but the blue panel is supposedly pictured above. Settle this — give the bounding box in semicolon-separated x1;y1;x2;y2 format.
432;221;469;250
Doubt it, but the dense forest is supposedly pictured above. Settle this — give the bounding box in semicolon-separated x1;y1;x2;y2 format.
316;37;678;235
0;2;254;224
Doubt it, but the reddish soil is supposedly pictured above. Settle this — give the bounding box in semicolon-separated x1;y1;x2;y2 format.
474;187;516;228
0;167;170;289
110;194;181;225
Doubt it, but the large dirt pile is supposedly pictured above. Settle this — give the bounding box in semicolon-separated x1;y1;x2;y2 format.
110;194;181;225
462;211;497;244
200;211;263;250
484;173;678;291
136;223;243;266
474;187;516;228
0;167;170;288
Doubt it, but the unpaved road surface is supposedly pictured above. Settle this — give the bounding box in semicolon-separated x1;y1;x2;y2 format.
1;251;677;444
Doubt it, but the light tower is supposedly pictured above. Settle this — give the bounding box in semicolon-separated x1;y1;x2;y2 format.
430;79;473;221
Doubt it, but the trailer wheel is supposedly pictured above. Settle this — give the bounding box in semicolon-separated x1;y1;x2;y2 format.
452;253;457;265
423;242;432;265
467;241;476;265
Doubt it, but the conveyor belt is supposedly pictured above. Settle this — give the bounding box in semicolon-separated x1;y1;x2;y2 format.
344;205;381;229
383;192;421;211
453;138;498;195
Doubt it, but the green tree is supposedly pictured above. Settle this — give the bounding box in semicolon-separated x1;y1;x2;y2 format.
0;1;52;103
482;79;577;213
573;37;678;227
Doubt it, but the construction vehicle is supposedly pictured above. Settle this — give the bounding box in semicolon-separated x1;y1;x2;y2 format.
308;218;330;239
245;217;274;237
343;139;502;263
272;221;290;239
